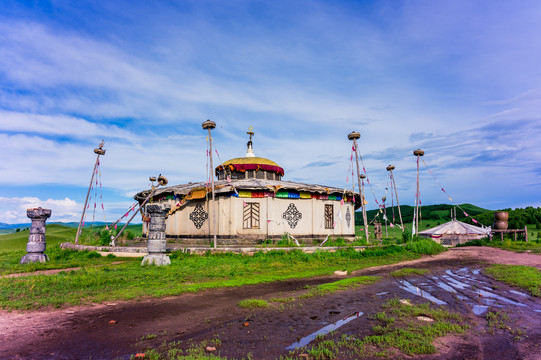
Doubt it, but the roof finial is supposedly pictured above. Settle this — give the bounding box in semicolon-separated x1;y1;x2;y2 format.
246;125;255;157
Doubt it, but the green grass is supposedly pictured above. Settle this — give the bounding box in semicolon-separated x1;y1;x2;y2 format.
131;338;237;360
390;268;429;277
362;299;467;356
301;276;379;298
485;264;541;297
237;299;269;309
486;310;509;331
485;310;525;340
0;245;124;275
0;224;143;251
0;232;445;310
0;241;445;310
0;224;77;251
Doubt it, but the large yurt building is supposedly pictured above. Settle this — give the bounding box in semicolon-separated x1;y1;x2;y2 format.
134;131;360;244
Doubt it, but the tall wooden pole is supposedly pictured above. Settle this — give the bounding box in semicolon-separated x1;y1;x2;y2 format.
413;149;424;236
75;141;105;244
203;120;217;248
382;196;387;238
348;131;369;242
360;174;369;241
386;165;404;230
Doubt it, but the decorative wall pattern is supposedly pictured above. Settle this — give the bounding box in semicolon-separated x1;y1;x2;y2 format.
189;203;208;229
243;202;260;229
324;204;334;229
282;203;302;228
346;207;351;228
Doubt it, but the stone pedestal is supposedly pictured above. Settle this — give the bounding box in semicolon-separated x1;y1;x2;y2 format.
142;204;171;266
20;208;52;264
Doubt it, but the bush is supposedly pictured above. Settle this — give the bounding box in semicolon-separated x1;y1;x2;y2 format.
401;230;412;244
455;239;486;247
405;239;446;255
321;237;347;247
99;229;113;245
276;233;297;247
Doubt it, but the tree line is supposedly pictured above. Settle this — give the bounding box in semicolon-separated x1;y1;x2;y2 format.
356;204;541;230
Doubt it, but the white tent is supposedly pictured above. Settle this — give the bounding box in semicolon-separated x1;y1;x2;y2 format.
418;220;490;246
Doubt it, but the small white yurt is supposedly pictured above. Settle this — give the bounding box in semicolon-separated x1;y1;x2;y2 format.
418;220;490;246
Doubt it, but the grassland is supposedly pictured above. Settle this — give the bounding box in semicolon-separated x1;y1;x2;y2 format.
0;247;429;310
0;224;446;310
485;264;541;297
0;223;143;251
0;224;77;251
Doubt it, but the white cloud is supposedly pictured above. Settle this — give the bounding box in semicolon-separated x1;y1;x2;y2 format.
0;196;80;224
0;111;134;139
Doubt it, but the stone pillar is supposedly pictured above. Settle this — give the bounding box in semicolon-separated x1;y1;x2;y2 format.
20;207;52;264
141;204;171;266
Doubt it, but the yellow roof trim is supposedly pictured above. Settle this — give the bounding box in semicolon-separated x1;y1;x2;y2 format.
222;157;281;167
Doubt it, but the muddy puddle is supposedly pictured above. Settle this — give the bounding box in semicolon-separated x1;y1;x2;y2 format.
286;311;364;350
398;267;535;315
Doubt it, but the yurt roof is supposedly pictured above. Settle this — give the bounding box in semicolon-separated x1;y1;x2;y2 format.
222;156;280;167
418;220;490;236
134;178;358;202
216;157;285;176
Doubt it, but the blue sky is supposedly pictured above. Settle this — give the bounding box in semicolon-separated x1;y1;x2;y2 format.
1;0;540;224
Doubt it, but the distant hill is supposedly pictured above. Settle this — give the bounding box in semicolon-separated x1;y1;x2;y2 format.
0;221;140;235
356;203;490;226
0;222;30;230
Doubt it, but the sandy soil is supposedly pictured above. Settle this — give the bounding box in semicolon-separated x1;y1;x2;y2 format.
0;247;540;360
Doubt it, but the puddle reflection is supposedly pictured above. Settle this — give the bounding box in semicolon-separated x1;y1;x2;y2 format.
472;305;489;315
397;280;446;305
509;290;529;298
476;289;526;307
286;311;364;350
435;281;457;293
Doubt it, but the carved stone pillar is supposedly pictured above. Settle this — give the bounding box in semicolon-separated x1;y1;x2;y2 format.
20;207;52;264
141;204;171;266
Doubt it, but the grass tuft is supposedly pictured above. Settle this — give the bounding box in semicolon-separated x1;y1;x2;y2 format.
301;276;380;298
390;268;429;277
238;299;269;309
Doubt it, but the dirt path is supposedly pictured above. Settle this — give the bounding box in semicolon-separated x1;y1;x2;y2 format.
352;246;541;275
0;247;539;360
1;261;125;279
